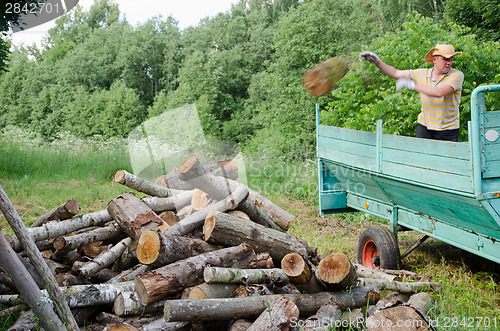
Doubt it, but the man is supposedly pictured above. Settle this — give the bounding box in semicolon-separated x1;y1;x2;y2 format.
360;44;464;142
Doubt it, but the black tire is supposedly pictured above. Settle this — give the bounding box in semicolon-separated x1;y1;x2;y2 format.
357;226;400;269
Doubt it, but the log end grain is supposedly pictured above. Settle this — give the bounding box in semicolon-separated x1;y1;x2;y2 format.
188;287;209;299
160;211;178;226
114;170;126;184
178;156;199;177
226;210;251;221
65;199;80;215
137;230;161;265
202;210;217;241
281;252;312;284
317;253;357;290
191;189;209;210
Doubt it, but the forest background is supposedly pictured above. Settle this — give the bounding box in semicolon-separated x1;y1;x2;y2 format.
1;0;500;163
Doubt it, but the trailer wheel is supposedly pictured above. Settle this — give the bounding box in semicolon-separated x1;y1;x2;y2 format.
357;226;400;269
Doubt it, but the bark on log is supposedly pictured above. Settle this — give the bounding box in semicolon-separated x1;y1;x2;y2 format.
407;292;434;316
281;252;327;293
366;305;431;331
203;211;307;262
0;184;79;330
232;284;273;297
137;230;219;267
103;323;138;331
354;263;401;282
107;192;168;240
135;243;255;305
159;211;178;227
247;252;274;269
108;264;150;284
366;291;410;316
316;253;357;291
203;267;289;285
178;156;282;231
113;292;165;316
164;286;380;322
83;241;111;258
75;237;133;279
114;170;182;198
188;283;239;299
247;297;299;331
228;319;253;331
141;190;194;214
7;311;39;331
163;185;249;237
226;210;251;221
303;303;342;330
8;209;112;252
0;227;66;331
156;158;238;190
141;318;190;331
355;278;441;293
53;221;123;251
31;199;80;227
191;189;209;210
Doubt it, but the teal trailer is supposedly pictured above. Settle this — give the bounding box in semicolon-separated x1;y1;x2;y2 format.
317;85;500;268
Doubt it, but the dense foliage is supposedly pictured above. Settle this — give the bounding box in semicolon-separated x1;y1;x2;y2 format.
1;0;499;159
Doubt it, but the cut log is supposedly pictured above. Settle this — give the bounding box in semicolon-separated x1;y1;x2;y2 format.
108;264;150;284
365;305;431;331
159;211;178;226
203;211;307;262
232;284;273;297
355;278;441;293
8;209;112;252
407;292;434;316
247;297;299;331
247;252;274;269
191;189;209;210
340;308;367;330
228;319;253;331
366;291;410;316
204;267;289;285
141;190;194;213
112;240;139;272
156;158;239;190
83;241;111;258
354;263;401;282
53;221;123;251
0;184;79;330
303;56;349;97
137;230;219;267
226;210;251;221
75;237;133;279
107;192;168;240
316;253;357;291
31;199;80;227
113;292;165;316
303;303;342;330
114;170;183;198
7;311;39;331
140;318;190;331
163;185;249;237
164;286;380;322
281;252;327;293
188;283;240;299
135;243;255;305
175;205;193;220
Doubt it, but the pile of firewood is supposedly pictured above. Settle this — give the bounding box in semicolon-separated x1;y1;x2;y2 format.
0;156;441;330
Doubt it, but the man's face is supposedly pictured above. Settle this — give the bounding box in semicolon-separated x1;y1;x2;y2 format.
433;55;454;74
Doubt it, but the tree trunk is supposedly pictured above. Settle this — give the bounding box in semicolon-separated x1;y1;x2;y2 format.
203;267;289;285
141;190;194;214
113;292;165;316
188;283;239;299
114;170;182;198
164;286;380;322
135;243;255;305
316;253;357;291
354;263;401;282
203;211;307;262
156;158;239;191
303;303;342;330
162;186;249;237
53;221;123;251
107;192;169;240
0;228;66;331
247;297;299;331
0;184;79;330
8;209;112;252
75;237;133;279
137;230;219;267
355;278;441;293
31;199;80;227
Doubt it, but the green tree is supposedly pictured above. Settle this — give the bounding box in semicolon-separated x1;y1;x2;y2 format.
446;0;500;41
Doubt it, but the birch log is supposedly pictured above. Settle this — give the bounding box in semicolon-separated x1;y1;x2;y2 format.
203;211;307;262
0;183;79;330
164;286;380;322
141;190;194;213
316;253;357;291
136;230;219;267
204;267;289;285
8;209;112;251
247;297;299;331
52;221;123;251
135;243;255;305
113;292;165;316
355;278;441;293
114;170;182;197
354;264;401;282
31;199;80;227
162;185;249;236
107;192;168;240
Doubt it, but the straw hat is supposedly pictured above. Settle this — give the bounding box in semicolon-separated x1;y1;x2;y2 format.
424;44;462;64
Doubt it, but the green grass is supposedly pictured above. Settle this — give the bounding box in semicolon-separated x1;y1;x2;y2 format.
0;128;498;329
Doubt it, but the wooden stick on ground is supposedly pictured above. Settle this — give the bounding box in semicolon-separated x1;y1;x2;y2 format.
0;184;79;330
31;199;80;227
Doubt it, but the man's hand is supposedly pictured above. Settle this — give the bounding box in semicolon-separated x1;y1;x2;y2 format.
359;51;380;64
396;78;415;91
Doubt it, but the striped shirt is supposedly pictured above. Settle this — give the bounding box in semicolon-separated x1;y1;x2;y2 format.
405;68;464;131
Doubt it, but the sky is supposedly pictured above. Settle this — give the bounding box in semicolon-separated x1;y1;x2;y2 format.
9;0;240;48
